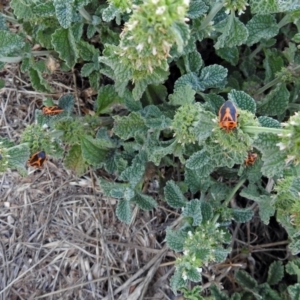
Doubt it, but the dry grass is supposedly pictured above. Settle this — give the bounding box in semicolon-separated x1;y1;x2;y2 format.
0;64;176;300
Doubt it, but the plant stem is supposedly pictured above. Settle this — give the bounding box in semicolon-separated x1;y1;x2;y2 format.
199;2;224;31
212;178;247;224
242;126;288;135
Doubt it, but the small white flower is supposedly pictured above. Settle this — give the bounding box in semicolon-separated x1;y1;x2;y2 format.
156;6;166;15
276;142;286;151
197;267;202;273
188;231;193;237
136;43;144;52
152;0;159;4
182;272;187;280
285;155;295;164
225;9;230;14
127;20;138;31
184;0;190;6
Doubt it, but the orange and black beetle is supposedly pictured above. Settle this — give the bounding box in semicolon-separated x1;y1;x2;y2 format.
218;100;238;132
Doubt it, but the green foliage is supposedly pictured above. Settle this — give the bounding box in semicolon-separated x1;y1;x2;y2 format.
2;0;300;298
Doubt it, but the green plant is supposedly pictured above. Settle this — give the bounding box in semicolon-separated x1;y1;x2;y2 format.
2;0;300;297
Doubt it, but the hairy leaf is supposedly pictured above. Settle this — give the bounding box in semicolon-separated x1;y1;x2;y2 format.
228;89;256;113
0;30;25;56
64;144;87;175
182;199;202;226
215;15;248;49
267;261;284;285
53;0;74;29
116;200;132;224
246;14;279;46
164;180;187;208
131;193;157;210
51;28;79;68
166;227;188;252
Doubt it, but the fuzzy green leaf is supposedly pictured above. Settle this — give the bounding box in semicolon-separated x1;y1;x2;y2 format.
77;40;98;61
246;14;279;46
202;93;225;114
10;0;34;20
210;285;230;300
95;85;123;114
119;162;145;188
99;44;133;96
232;208;254;223
230;293;241;300
149;142;176;166
170;269;186;294
51;28;79;68
199;65;228;90
228;89;256;113
99;178;129;198
133;68;169;101
258;116;281;128
64;144;87;176
214;247;232;262
0;30;25;56
250;0;278;13
164;180;187;208
186;266;202;282
250;0;300;13
183;51;203;73
116;200;132;224
216;47;239;66
102;3;119;22
254;133;286;178
187;0;209;19
0;14;6;30
235;270;257;289
124;90;143;111
174;72;204;91
166;227;188;252
240;187;275;224
200;201;213;222
184;168;211;194
81;136;110;166
58;94;75;114
131;193;157;210
29;67;53;93
81;63;96;77
186;149;210;170
267;261;284;285
87;24;97;39
288;284;300;300
32;2;56;17
263;49;284;83
169;85;196;106
104;151;127;174
215;15;248;49
182;199;202;226
113;112;148;140
53;0;74;29
89;71;100;90
7;144;30;175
